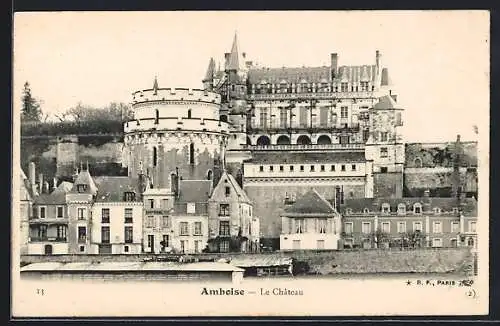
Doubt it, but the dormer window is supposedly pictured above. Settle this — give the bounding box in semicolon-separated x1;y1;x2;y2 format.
397;203;406;215
381;203;390;214
363;208;369;214
452;207;459;214
77;184;87;193
413;203;422;214
124;192;136;202
433;207;441;215
345;208;353;215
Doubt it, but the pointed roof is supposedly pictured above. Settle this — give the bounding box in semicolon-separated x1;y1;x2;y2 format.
70;169;98;195
381;67;391;86
210;170;252;203
93;176;141;202
227;33;241;71
373;94;400;110
203;58;216;82
53;181;74;194
153;76;159;93
284;189;336;215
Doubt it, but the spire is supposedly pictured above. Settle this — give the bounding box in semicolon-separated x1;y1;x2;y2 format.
227;32;241;71
203;58;216;82
153;76;159;94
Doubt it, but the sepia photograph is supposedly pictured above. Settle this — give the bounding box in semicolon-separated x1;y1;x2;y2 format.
11;10;489;317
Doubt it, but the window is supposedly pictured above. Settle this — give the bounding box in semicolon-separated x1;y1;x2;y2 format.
290;165;294;172
380;132;388;142
79;245;85;252
467;237;475;247
78;227;86;243
219;204;230;216
433;207;441;215
397;222;406;233
346;208;353;214
57;206;64;218
380;167;388;173
310;165;315;172
469;221;477;233
194;222;202;235
331;165;336;171
413;203;422;214
162;215;170;228
397;204;406;215
317;218;327;233
153;147;157;166
363;129;370;142
187;203;196;214
259;109;268;128
381;203;390;214
124;208;133;223
162;234;170;247
101;226;110;244
450;239;458;247
77;184;87;193
344;222;354;234
432;238;443;248
300;165;304;172
362;222;371;234
351;164;356;171
295;218;306;234
189;143;195;164
360;81;369;91
433;221;442;234
77;208;86;220
380;147;388;158
341;106;348;119
279;108;288;128
187;109;192;119
259;166;264;172
363;208;369;214
39;207;46;219
381;222;390;233
179;222;189;235
124;245;129;253
37;225;47;239
320;165;325;172
279;165;284;172
148;199;154;209
155;109;159;123
56;225;67;240
219;240;229;252
269;166;274;172
317;240;325;249
194;240;202;253
180;240;186;253
341;165;346;171
341;82;348;92
452;207;459;214
451;221;460;233
147;235;154;248
124;192;136;201
101;208;110;223
413;221;423;232
125;226;133;243
146;216;154;228
219;221;230;236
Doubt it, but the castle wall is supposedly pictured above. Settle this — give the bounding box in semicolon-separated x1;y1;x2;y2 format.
373;172;403;198
404;167;477;197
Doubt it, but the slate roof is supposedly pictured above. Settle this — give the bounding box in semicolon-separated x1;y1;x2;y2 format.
340;197;477;216
20;168;36;199
284;189;336;215
248;151;366;164
336;65;377;83
177;180;213;203
227;33;242;71
34;181;73;205
381;68;391;86
373;95;400;110
69;170;98;194
248;66;331;84
93;176;141;202
203;57;216;82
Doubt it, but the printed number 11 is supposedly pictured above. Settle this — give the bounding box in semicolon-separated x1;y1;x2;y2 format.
36;289;45;296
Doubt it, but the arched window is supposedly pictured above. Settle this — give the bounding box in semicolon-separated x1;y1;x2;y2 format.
189;143;195;164
220;115;228;123
170;173;178;194
363;208;369;214
397;203;406;215
296;135;311;145
187;109;192;119
413;203;423;214
317;135;332;145
153;147;157;167
256;135;271;146
381;203;391;214
155;109;159;124
414;157;423;168
207;170;213;180
467;237;475;247
276;135;291;145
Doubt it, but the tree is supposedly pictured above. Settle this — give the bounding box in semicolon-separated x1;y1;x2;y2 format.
21;82;42;122
371;228;390;249
405;230;427;248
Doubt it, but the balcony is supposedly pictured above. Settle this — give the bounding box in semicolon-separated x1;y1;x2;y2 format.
247;124;360;134
30;237;67;242
249;91;376;101
242;143;365;151
29;217;68;225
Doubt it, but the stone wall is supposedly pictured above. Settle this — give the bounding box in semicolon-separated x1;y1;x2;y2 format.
404;167;478;197
373;172;403;198
405;142;478;168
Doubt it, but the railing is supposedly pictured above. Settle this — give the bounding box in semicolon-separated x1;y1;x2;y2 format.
249;91;376;101
30;237;67;242
242;143;365;151
29;218;69;224
247;125;361;134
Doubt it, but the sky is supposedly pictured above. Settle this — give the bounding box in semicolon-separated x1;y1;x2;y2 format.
13;11;489;142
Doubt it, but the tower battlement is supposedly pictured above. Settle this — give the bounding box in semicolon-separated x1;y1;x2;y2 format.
132;88;221;105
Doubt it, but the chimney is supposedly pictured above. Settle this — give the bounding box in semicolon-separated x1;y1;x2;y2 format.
43;181;50;194
52;177;58;191
376;50;382;72
38;173;44;194
29;162;36;187
423;189;431;211
330;53;338;76
242;52;246;59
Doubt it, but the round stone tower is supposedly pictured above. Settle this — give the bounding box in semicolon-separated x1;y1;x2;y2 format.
123;78;230;188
